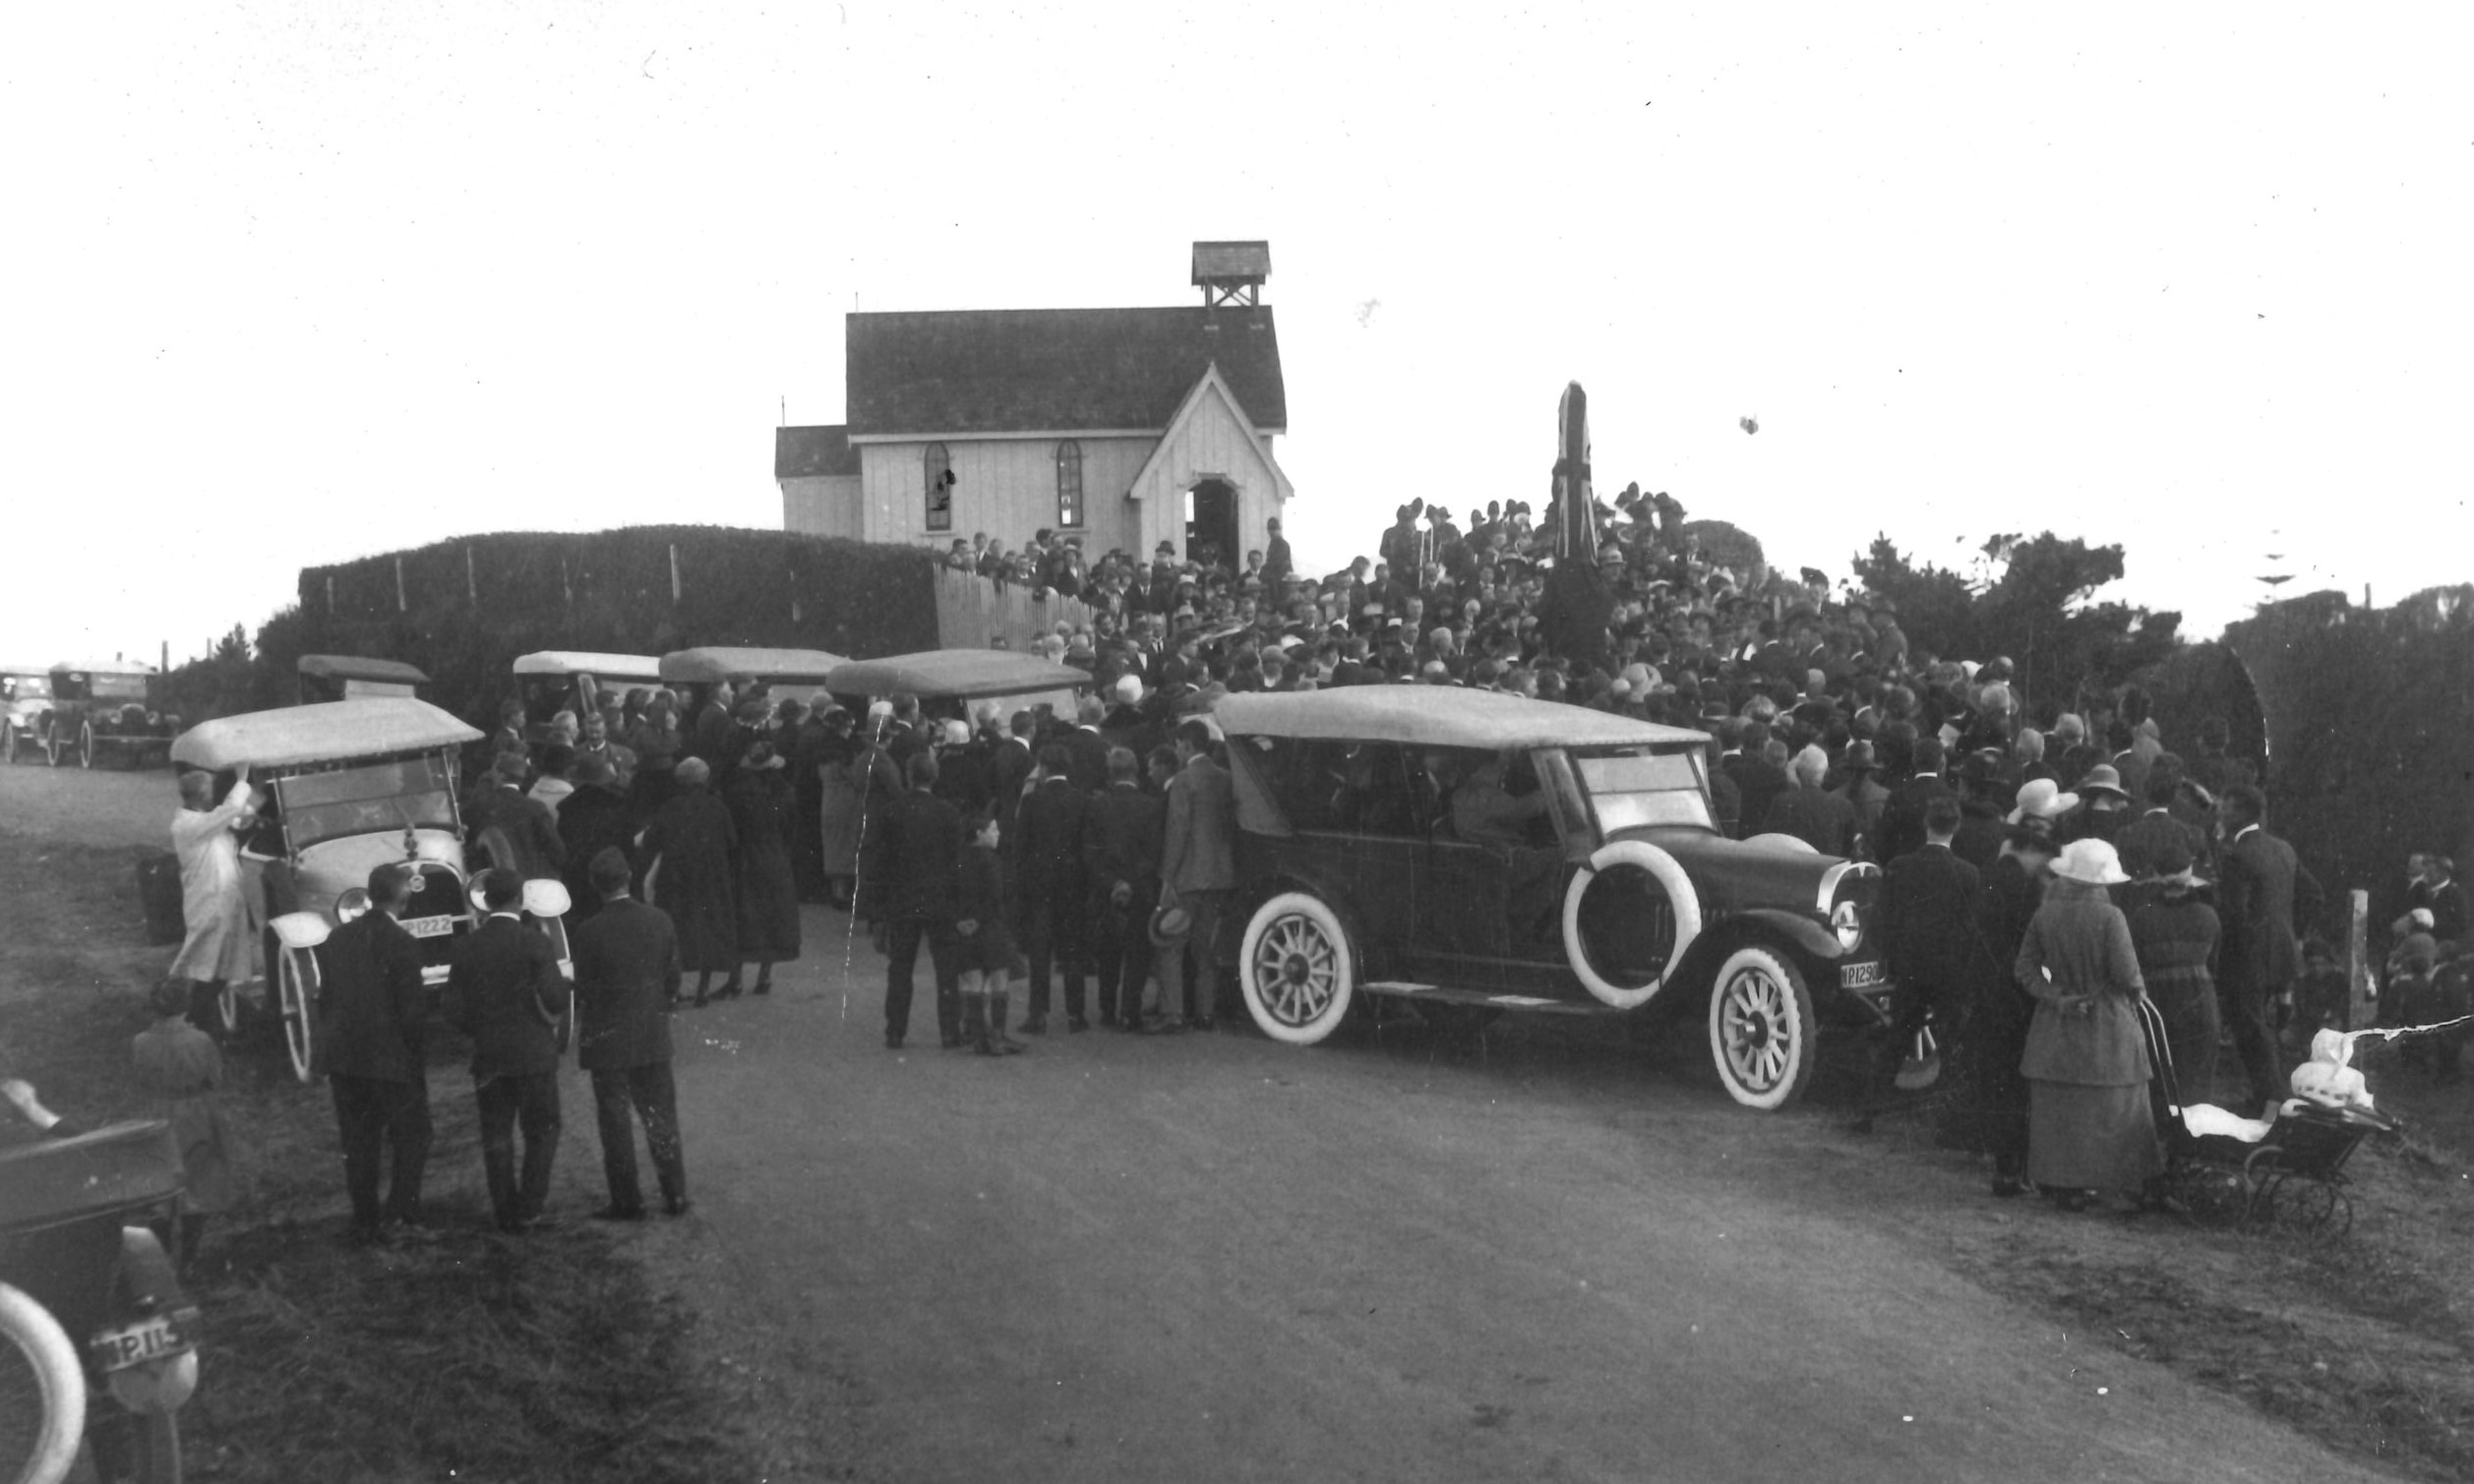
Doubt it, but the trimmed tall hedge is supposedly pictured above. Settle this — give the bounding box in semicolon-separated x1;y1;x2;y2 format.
289;526;940;724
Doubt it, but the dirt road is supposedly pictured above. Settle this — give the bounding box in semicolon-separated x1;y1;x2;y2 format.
633;919;2384;1483
3;764;2422;1482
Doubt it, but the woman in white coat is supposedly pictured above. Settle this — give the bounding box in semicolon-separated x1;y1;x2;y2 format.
168;764;257;1033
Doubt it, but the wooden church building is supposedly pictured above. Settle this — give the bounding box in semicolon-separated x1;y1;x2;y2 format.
776;242;1292;568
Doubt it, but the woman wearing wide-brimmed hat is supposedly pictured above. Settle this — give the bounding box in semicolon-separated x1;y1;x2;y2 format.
1971;787;2074;1196
2015;838;2161;1211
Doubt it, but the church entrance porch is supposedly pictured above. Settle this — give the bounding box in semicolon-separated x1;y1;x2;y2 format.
1186;477;1238;571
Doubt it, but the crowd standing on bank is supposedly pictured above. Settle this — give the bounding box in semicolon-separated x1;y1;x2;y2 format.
81;488;2463;1252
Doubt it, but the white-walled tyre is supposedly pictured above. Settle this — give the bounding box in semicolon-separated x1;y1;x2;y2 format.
1563;839;1701;1010
43;722;63;767
0;1279;88;1484
278;945;320;1084
1708;943;1817;1110
76;722;93;769
1238;891;1357;1045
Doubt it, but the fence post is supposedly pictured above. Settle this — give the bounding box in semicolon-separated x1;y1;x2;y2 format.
395;557;407;613
326;574;334;616
466;545;478;605
670;545;682;603
2346;888;2372;1032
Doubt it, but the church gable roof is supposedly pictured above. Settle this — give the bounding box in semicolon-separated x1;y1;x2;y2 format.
775;424;859;478
845;307;1286;439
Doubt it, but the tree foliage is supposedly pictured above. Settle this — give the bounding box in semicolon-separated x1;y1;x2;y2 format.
1852;530;2181;713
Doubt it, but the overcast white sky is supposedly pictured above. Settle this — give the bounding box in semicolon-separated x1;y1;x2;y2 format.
5;3;2467;668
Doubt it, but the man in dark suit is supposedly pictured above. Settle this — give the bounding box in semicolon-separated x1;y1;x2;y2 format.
1082;746;1164;1032
466;750;568;880
1016;743;1092;1033
317;861;433;1244
882;751;964;1049
2217;784;2323;1115
1875;797;1991;1080
571;848;689;1219
1158;718;1238;1031
1872;736;1955;863
446;867;571;1233
1062;695;1113;794
557;755;634;924
1721;721;1789;838
987;711;1038;841
2114;766;2209;887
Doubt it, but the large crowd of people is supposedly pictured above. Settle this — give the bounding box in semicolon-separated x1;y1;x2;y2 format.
26;487;2458;1261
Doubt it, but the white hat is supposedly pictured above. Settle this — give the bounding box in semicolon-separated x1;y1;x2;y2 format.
2006;778;2080;824
2050;839;2130;886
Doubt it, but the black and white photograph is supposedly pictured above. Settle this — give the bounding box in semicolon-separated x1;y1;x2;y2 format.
2;5;2470;1481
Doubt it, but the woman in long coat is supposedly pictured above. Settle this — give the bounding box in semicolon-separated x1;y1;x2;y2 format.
637;756;739;1007
725;741;802;994
846;709;906;933
625;691;684;828
2015;838;2161;1211
168;768;260;1023
812;708;864;908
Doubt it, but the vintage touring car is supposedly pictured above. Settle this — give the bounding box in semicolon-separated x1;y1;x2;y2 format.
513;650;663;746
822;649;1092;722
168;698;574;1083
294;653;431;704
14;661;179;769
1213;687;1894;1109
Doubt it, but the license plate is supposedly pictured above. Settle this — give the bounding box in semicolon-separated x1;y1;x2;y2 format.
402;914;458;939
90;1310;197;1372
1840;960;1886;991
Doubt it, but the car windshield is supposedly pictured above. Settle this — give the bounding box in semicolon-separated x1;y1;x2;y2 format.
5;675;50;700
275;754;457;850
1573;747;1716;834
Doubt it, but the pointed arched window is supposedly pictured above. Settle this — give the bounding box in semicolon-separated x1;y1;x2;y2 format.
1056;441;1084;529
924;443;953;531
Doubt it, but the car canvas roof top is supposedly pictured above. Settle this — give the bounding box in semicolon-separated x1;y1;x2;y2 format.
51;660;157;677
823;650;1093;699
512;650;665;680
1213;687;1710;750
295;654;432;683
659;646;854;684
169;698;482;771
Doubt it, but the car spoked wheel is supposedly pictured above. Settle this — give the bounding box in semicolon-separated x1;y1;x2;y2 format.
1707;943;1817;1110
277;946;320;1084
43;723;64;767
1237;891;1356;1045
77;722;94;770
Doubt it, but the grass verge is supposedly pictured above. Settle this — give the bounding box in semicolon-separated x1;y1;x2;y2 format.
0;830;758;1484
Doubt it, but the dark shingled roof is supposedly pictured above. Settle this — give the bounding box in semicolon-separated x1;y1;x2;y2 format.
775;425;859;479
845;308;1286;438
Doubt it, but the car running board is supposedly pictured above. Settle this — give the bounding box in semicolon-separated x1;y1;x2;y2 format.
1359;981;1616;1018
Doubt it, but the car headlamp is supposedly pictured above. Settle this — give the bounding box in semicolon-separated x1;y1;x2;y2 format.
1831;900;1863;953
334;888;373;925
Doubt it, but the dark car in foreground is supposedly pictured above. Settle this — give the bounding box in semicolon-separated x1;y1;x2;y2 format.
1214;687;1893;1109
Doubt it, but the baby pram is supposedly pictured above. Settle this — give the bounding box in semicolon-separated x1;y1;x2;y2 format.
2140;998;2401;1237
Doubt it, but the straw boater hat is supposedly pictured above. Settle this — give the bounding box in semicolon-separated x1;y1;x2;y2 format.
2050;839;2131;886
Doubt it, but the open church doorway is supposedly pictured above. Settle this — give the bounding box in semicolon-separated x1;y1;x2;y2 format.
1185;478;1238;573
